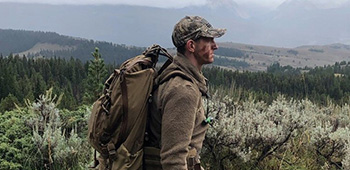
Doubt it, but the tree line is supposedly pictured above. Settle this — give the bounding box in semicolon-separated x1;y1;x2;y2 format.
2;51;350;112
203;61;350;105
0;52;114;112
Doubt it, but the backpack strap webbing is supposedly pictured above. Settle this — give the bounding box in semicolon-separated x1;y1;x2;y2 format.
118;69;129;149
158;58;173;76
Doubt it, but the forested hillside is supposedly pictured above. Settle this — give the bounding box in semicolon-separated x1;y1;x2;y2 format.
0;29;250;68
2;52;350;113
0;29;145;64
5;28;350;71
0;53;116;112
204;61;350;105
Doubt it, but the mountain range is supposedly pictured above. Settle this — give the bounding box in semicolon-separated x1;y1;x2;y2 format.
1;28;350;72
0;0;349;48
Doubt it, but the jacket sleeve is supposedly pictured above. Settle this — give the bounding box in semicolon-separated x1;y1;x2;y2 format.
159;77;200;170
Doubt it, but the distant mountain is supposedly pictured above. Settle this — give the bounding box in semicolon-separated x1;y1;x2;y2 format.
2;28;349;72
252;0;350;47
278;0;317;11
0;29;144;64
2;1;348;48
0;28;250;68
0;2;348;48
219;42;350;71
0;2;245;48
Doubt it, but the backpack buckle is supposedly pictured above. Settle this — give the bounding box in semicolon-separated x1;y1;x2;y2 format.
107;143;117;160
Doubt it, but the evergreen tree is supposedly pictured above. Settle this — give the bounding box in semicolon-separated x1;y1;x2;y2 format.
0;93;19;113
83;47;107;104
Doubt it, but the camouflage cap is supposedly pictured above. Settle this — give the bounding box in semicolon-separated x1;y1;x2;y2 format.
172;16;226;48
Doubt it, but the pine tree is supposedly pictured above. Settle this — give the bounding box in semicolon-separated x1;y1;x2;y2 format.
0;93;19;113
83;47;107;104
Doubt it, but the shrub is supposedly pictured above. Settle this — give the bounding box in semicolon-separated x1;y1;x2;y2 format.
309;102;350;168
0;88;93;170
0;107;35;170
203;91;316;169
28;88;92;169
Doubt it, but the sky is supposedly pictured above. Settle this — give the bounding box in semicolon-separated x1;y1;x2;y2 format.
1;0;348;9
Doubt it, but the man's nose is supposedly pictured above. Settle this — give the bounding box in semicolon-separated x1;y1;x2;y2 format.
212;41;218;50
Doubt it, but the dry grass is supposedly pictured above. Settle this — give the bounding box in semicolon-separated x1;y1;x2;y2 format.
218;42;350;71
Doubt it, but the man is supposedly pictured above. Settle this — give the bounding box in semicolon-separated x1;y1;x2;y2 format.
144;16;226;170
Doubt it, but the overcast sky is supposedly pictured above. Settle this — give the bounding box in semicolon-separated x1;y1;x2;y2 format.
0;0;349;9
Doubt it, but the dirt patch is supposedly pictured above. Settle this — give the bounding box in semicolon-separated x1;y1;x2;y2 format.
16;43;76;56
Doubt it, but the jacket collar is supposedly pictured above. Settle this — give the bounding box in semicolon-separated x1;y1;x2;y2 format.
174;52;208;97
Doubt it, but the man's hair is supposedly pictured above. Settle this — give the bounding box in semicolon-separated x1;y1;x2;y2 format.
177;45;186;54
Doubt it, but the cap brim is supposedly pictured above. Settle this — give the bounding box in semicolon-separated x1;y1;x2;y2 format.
201;28;226;38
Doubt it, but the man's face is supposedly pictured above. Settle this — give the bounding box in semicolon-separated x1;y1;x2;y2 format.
193;37;218;65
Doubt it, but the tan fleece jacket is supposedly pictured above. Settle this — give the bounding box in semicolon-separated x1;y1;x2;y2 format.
146;53;209;170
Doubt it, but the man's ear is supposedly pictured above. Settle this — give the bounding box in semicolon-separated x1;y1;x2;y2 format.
186;40;195;53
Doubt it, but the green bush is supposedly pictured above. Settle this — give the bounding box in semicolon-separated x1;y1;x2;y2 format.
202;88;350;169
0;93;20;113
0;88;93;170
0;108;36;170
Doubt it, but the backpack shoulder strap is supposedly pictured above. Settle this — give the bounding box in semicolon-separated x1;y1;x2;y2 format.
158;69;194;85
152;65;197;98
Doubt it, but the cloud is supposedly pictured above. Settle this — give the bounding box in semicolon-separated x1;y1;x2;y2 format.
0;0;207;8
309;0;349;8
234;0;284;8
0;0;348;9
0;0;286;9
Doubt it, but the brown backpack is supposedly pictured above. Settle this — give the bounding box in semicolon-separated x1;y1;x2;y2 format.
87;44;173;169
